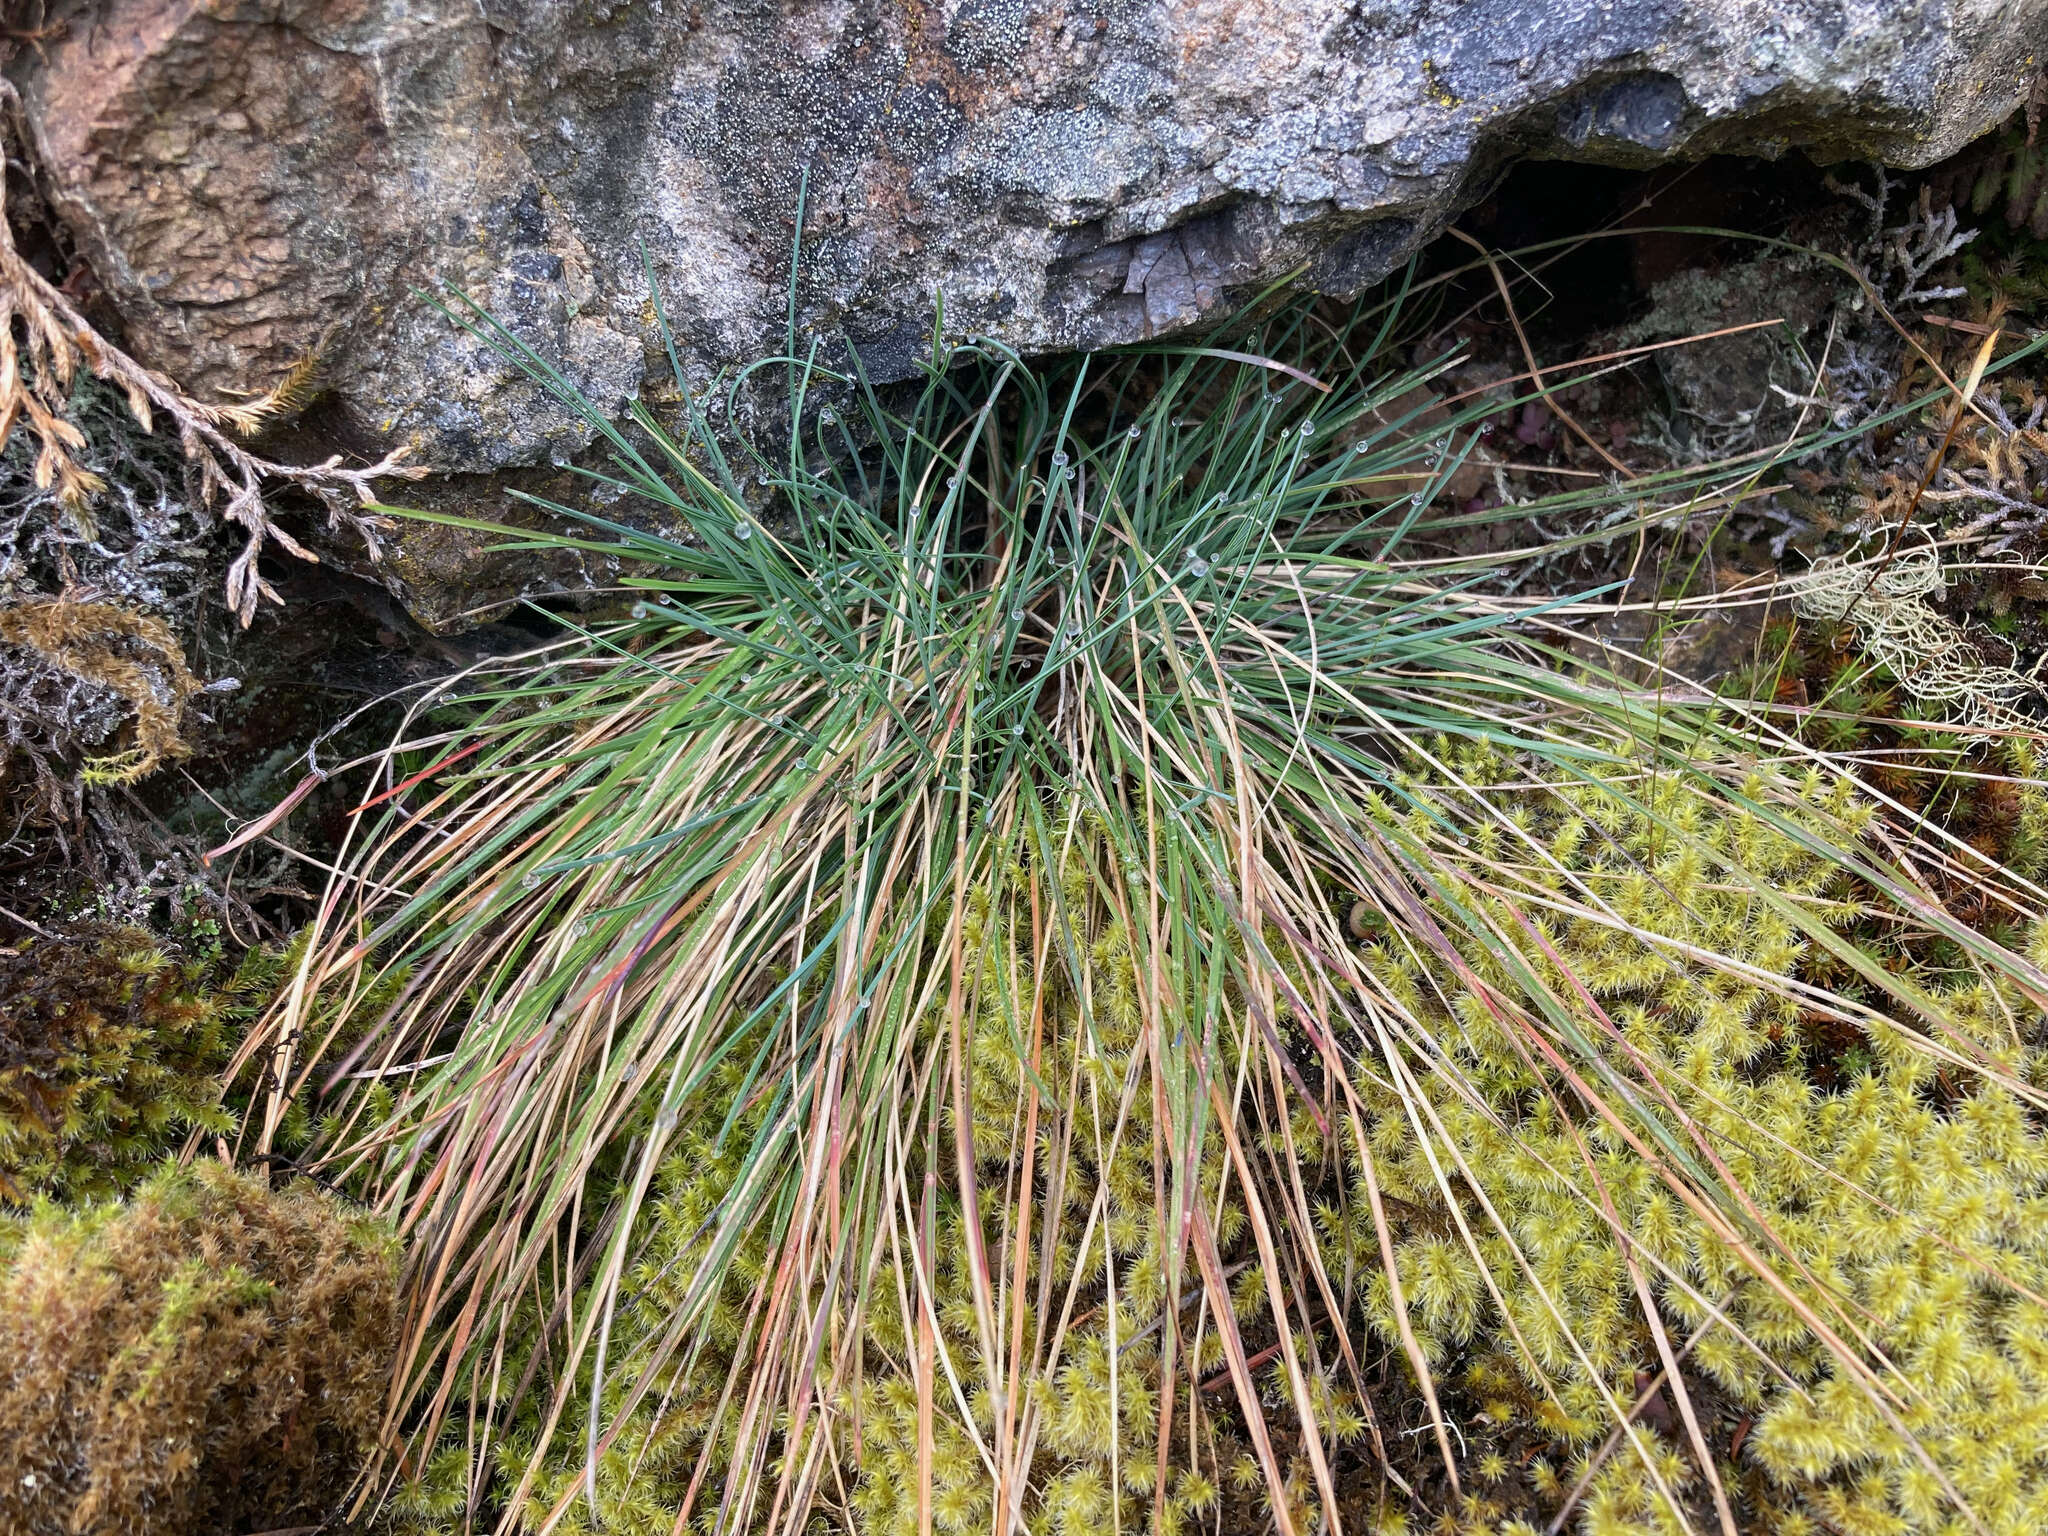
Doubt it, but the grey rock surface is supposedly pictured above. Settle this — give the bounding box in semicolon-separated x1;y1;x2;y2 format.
14;0;2048;620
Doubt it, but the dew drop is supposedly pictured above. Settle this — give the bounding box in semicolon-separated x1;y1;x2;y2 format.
1010;608;1025;622
1300;420;1315;435
947;475;960;489
630;602;650;619
1127;424;1142;440
1011;723;1025;737
1171;416;1185;428
1186;558;1211;579
520;872;542;891
1353;442;1372;455
733;519;754;541
1051;450;1069;467
820;407;837;425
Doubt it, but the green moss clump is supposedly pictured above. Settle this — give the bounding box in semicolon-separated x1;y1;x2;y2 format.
0;925;404;1209
1344;739;2048;1534
0;927;247;1204
0;1160;400;1536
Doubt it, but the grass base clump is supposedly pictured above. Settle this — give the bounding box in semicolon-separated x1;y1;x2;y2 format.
388;833;1281;1536
0;1160;399;1536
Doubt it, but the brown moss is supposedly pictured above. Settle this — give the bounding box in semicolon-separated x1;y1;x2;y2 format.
0;1161;399;1536
0;926;244;1206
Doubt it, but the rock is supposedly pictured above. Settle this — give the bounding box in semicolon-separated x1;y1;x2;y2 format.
1615;249;1845;453
12;0;2046;624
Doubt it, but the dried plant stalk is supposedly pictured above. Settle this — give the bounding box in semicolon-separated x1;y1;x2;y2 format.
0;80;425;623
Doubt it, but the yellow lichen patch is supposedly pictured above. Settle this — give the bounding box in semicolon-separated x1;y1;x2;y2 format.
0;597;197;782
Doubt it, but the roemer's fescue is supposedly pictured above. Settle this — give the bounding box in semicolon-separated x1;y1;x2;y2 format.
256;280;2048;1535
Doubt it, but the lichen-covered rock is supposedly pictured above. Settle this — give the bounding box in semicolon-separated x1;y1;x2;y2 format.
11;0;2046;619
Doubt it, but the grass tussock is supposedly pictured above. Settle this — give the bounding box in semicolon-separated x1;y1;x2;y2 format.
255;281;2048;1535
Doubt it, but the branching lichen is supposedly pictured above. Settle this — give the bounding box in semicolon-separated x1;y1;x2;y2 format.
0;79;421;624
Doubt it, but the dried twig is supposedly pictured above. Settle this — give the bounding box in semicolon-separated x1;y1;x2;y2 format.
1854;323;2002;602
0;79;424;623
1447;226;1635;481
